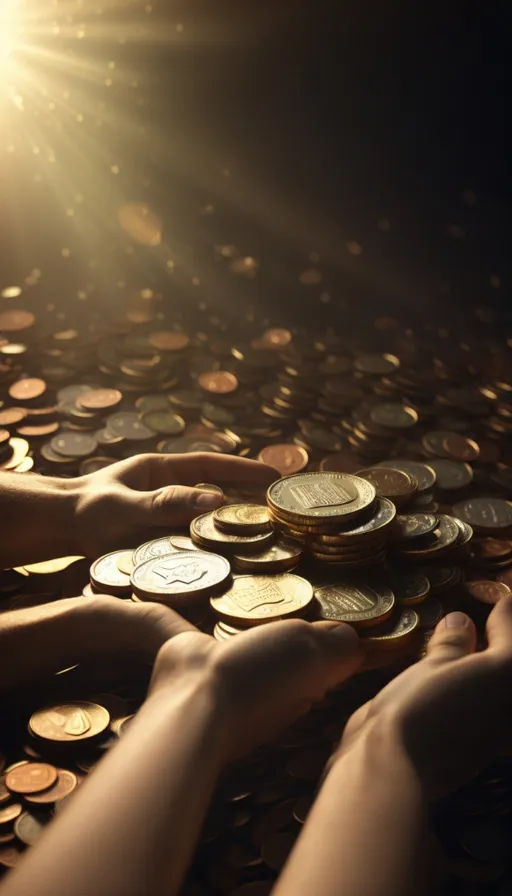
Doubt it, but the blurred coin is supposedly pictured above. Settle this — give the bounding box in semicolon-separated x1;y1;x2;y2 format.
191;512;274;554
417;597;444;629
314;581;395;628
466;581;511;606
5;762;57;795
214;504;272;535
80;457;116;475
14;811;46;845
169;535;200;552
387;572;430;605
211;574;313;626
141;410;185;436
357;467;416;502
194;483;224;499
453;497;512;532
51;432;97;458
0;843;24;867
257;444;308;475
0;408;26;426
369;403;418;429
428;458;473;490
0;803;22;826
77;388;122;411
0;309;35;331
0;437;29;470
198;371;238;394
106;412;154;441
233;536;303;573
442;433;480;462
132;537;175;566
90;552;132;596
9;377;46;402
131;551;231;603
29;702;110;743
149;331;190;352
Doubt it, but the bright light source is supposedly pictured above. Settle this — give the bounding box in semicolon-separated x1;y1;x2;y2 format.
0;0;19;66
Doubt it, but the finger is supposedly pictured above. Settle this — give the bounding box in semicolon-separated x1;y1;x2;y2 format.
149;452;280;489
485;594;512;655
305;621;363;689
426;611;477;664
146;484;224;527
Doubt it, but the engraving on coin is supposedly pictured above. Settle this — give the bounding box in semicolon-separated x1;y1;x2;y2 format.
29;702;110;743
453;497;512;531
268;472;375;522
132;537;175;566
131;551;231;601
466;580;511;605
378;459;436;492
90;552;132;595
5;763;57;795
191;512;274;552
393;514;439;540
314;581;395;627
363;608;419;645
211;574;313;624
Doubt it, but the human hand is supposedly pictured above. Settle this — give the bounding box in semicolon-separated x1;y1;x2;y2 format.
73;452;278;558
149;619;363;761
339;596;512;799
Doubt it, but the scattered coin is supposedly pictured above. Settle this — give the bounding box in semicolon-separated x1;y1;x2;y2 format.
14;810;47;845
211;574;313;625
213;504;272;535
466;581;511;606
314;581;395;628
77;388;123;411
257;444;309;475
29;702;110;743
198;371;239;394
5;762;57;795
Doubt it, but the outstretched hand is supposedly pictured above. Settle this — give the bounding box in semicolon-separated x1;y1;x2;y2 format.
74;451;279;558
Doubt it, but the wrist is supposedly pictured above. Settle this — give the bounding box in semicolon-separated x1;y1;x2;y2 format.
331;715;423;791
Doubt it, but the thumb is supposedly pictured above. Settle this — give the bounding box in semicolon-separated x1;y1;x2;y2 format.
425;611;477;664
146;485;223;527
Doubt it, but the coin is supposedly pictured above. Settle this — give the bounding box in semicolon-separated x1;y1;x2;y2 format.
213;504;272;535
90;552;132;595
25;769;79;805
169;535;201;552
106;412;154;441
51;432;98;458
428;458;473;490
369;403;418;429
194;483;225;499
312;497;397;542
77;388;123;411
417;597;444;629
131;551;231;603
257;444;309;475
0;843;24;867
191;512;274;553
314;581;395;628
453;497;512;532
8;377;46;402
393;513;439;541
116;551;134;576
148;331;190;351
378;459;436;492
141;410;186;435
0;407;26;426
5;762;57;795
29;702;110;743
14;811;46;846
233;536;303;573
466;581;511;606
396;514;461;557
442;433;480;462
211;574;313;625
0;804;22;825
0;309;35;331
198;371;238;394
132;536;175;566
267;472;376;523
362;608;420;648
356;467;416;502
387;572;430;605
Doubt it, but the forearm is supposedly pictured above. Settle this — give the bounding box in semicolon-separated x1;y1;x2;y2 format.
0;472;81;567
3;674;226;896
274;720;428;896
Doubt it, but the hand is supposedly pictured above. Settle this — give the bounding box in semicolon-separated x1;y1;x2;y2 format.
74;452;279;558
149;619;363;760
339;596;512;799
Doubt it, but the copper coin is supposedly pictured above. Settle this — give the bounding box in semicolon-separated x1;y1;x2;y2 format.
25;768;78;804
0;309;35;331
5;762;57;795
442;433;480;462
0;803;22;825
319;450;364;474
260;327;293;348
17;423;59;437
497;569;512;589
473;539;512;559
466;580;511;605
0;408;26;426
9;377;46;402
149;331;190;351
198;371;238;394
14;810;46;845
257;443;308;475
0;832;15;844
77;388;123;411
0;777;10;804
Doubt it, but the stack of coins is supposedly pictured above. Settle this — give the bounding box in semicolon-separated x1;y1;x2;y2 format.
266;471;394;570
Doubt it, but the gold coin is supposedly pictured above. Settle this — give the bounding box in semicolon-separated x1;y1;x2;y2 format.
116;550;134;576
22;556;85;575
362;608;420;649
194;482;224;499
233;536;303;573
211;574;313;626
213;503;272;535
89;551;132;596
314;581;395;628
29;702;110;743
267;472;376;524
191;512;274;553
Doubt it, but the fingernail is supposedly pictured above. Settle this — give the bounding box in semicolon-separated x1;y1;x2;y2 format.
443;611;470;628
194;492;222;510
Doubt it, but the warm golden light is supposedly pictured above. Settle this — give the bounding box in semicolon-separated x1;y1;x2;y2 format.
0;0;19;66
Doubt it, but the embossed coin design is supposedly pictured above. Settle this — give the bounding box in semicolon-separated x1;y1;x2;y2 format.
90;551;132;596
267;472;376;523
211;574;313;625
213;504;272;535
29;702;110;743
131;551;231;603
191;512;274;553
314;581;395;628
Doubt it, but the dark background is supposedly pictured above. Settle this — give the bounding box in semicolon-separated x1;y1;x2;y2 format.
1;0;510;327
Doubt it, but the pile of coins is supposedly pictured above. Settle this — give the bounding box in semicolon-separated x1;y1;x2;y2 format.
3;296;512;889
